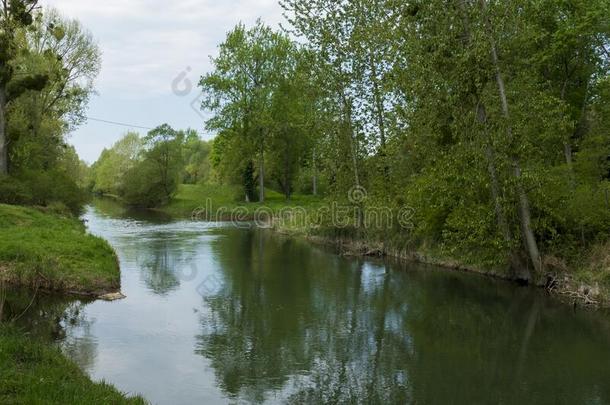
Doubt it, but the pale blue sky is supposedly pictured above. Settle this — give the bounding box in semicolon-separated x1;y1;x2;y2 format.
42;0;285;163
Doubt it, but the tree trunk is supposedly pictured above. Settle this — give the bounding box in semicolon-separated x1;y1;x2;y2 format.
461;1;528;277
369;53;391;189
337;71;361;191
513;159;541;275
478;104;529;278
0;283;5;323
478;105;511;242
564;143;573;169
312;149;318;196
259;142;265;203
559;81;575;172
349;130;360;188
483;1;541;277
342;97;360;188
369;54;386;149
561;78;589;172
0;85;8;175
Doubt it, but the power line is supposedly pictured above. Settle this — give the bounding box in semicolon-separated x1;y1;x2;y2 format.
86;116;154;131
86;116;208;138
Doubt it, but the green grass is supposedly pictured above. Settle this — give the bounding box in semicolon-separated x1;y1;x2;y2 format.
160;183;324;219
0;326;146;404
0;204;120;295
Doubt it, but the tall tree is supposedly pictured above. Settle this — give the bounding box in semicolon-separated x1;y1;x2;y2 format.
8;8;100;174
143;124;184;200
200;21;295;202
0;0;40;174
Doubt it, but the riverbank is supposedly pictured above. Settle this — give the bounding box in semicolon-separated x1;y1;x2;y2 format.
274;225;610;309
0;204;144;403
158;184;323;219
158;184;610;308
0;326;145;404
0;204;121;297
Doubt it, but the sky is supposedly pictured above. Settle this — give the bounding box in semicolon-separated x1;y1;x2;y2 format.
41;0;285;163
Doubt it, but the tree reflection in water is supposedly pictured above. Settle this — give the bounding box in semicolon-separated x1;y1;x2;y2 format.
196;229;610;404
125;229;202;296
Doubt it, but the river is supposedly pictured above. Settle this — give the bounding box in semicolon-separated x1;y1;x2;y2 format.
5;199;610;404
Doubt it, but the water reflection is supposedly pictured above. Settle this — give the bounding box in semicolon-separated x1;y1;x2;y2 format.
0;288;99;373
197;229;610;404
87;199;208;296
196;230;414;403
90;197;173;224
4;201;610;405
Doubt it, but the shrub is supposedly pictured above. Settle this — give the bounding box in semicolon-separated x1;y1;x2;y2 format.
120;160;176;207
0;172;87;216
0;175;33;205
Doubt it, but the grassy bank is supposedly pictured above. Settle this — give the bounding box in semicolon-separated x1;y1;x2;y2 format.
159;183;323;219
0;326;145;404
0;205;143;403
0;204;120;296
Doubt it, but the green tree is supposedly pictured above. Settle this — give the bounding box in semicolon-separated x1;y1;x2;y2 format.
91;132;142;195
0;0;40;174
118;124;183;207
181;129;211;184
199;21;296;202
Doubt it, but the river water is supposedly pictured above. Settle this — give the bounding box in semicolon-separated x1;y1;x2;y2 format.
5;200;610;404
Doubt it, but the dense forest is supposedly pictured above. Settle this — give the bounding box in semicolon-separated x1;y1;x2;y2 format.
3;0;610;287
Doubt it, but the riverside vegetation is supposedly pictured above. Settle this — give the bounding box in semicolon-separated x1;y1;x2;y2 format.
0;206;144;404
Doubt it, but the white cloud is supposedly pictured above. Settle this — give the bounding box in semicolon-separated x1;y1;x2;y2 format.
43;0;285;98
39;0;286;162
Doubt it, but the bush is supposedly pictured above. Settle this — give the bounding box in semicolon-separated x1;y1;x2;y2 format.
120;160;176;207
0;172;87;216
0;175;33;205
45;201;73;217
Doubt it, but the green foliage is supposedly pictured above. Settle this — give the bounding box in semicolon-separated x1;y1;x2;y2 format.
140;124;184;202
0;175;31;204
80;0;610;284
89;125;205;208
268;0;610;277
90;132;142;195
242;160;257;202
0;170;86;215
120;159;173;208
0;6;100;213
18;169;87;214
199;21;315;201
182;129;211;184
